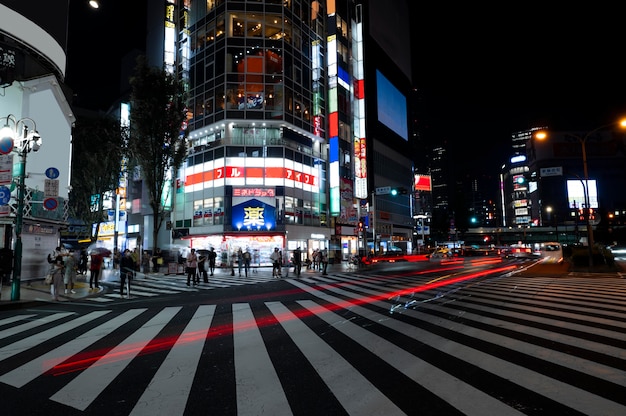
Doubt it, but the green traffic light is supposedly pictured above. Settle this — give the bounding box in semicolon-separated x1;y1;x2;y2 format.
391;189;398;196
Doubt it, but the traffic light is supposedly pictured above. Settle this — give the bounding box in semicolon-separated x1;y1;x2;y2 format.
391;187;408;196
357;218;364;231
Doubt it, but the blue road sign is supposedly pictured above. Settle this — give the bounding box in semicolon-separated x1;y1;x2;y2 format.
45;167;60;179
43;197;58;210
0;137;13;155
0;185;10;205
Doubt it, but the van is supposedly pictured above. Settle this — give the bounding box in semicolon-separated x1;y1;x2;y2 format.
539;242;563;264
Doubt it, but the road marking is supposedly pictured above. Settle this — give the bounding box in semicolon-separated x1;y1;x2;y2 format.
130;305;215;416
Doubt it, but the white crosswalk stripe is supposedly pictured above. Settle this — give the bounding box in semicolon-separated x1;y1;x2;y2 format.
87;271;280;302
1;273;626;414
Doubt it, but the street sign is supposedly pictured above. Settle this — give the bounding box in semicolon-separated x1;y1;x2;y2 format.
0;136;13;155
43;198;58;210
0;185;10;205
44;179;59;197
45;167;60;179
540;166;563;177
375;186;391;195
0;154;13;186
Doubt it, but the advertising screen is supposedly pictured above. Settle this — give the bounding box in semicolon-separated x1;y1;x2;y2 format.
376;70;408;141
567;180;598;209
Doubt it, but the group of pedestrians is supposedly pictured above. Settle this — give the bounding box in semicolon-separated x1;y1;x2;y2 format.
270;247;328;278
48;246;81;301
186;247;217;286
231;248;252;277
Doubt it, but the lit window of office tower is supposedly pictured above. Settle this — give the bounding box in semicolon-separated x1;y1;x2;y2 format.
146;0;413;262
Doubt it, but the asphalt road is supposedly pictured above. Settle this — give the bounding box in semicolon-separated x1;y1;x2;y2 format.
1;258;626;415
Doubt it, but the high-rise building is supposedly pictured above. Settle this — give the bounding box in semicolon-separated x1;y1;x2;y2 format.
140;0;414;263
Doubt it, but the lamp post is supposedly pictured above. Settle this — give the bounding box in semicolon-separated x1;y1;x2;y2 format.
536;119;626;268
545;206;558;242
0;115;43;301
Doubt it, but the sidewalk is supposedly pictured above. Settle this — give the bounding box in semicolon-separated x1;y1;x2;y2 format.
0;262;355;310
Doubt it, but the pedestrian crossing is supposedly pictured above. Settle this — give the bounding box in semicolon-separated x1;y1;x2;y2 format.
2;272;626;414
93;270;281;302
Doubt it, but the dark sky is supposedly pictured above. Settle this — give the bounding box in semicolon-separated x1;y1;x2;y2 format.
410;8;626;176
65;0;147;111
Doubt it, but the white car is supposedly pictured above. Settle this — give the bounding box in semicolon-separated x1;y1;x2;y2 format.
539;242;563;264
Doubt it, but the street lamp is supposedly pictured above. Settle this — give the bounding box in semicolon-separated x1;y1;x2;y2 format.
536;118;626;267
0;114;43;301
545;206;558;242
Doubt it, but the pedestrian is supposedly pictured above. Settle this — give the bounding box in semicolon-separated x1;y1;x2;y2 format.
230;252;237;276
252;249;260;273
0;247;13;285
63;249;77;294
207;247;217;276
113;248;121;270
120;249;135;297
243;248;251;277
270;247;281;277
186;248;198;286
313;249;321;270
50;254;65;301
131;248;140;274
198;251;209;283
321;249;328;275
237;248;244;276
293;246;302;276
78;248;88;275
142;251;151;274
89;251;103;290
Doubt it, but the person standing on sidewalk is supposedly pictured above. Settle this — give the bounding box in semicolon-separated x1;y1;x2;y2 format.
89;252;103;290
207;247;217;276
186;248;198;286
50;254;65;301
63;249;77;295
292;247;302;277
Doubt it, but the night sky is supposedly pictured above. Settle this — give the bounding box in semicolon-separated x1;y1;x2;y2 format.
410;6;626;176
65;0;147;111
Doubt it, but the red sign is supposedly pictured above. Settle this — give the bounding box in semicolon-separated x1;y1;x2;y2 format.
414;175;432;191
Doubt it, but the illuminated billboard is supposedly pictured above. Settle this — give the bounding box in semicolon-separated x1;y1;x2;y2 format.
376;70;408;140
414;174;432;191
567;180;598;209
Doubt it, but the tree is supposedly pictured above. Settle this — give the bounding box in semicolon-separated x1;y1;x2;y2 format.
69;112;127;243
127;56;188;254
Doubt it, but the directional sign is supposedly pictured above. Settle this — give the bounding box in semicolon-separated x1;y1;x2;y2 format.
43;198;58;211
45;167;60;179
0;136;13;155
375;186;391;195
539;166;563;177
0;185;10;205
